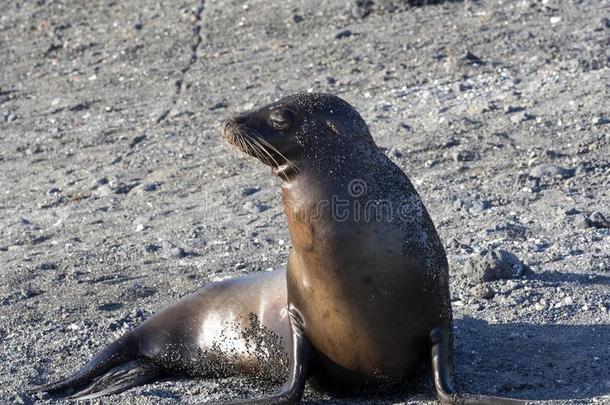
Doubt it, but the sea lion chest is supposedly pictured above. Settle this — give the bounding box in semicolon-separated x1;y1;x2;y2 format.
281;181;442;389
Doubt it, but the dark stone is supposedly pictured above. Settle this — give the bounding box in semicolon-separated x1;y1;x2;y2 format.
464;249;530;284
335;29;353;39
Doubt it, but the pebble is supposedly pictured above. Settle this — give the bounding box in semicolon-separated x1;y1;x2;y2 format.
589;211;610;228
129;134;146;148
591;115;609;126
121;284;157;301
452;148;478;162
525;177;541;192
97;302;123;311
169;246;188;259
510;111;535;123
335;29;352;39
35;391;50;400
453;197;491;214
144;243;161;253
292;14;303;23
463;249;530;284
133;182;159;193
571;214;591;229
38;262;57;270
242;186;260;197
349;0;372;20
530;163;575;179
209;101;228;111
461;51;485;66
92;177;109;187
504;105;525;114
243;201;266;214
20;287;38;299
471;284;495;300
389;147;403;158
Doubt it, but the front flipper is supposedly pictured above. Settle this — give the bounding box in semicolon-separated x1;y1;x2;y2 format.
203;305;313;405
429;327;527;405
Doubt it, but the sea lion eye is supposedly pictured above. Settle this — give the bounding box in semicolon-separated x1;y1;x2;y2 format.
269;108;295;130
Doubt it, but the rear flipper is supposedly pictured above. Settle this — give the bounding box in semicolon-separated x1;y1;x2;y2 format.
429;327;528;405
26;332;159;400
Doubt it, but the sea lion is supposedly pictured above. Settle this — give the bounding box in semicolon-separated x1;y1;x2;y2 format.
28;93;525;404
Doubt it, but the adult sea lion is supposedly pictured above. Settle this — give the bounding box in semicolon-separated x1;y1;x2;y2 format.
28;93;526;404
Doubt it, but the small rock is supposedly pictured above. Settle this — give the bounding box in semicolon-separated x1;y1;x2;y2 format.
530;164;575;179
525;177;541;192
129;134;146;148
152;108;170;123
349;0;372;19
135;223;147;232
20;287;39;299
112;181;140;194
571;214;591;229
169;247;188;259
468;200;492;214
461;51;485;66
243;201;266;214
389;147;403;158
133;182;159;193
335;29;352;39
589;211;610;228
463;249;530;284
35;391;50;401
47;186;61;195
550;16;562;24
442;137;459;148
591;115;609;126
93;177;109;187
471;284;495;300
98;302;123;311
510;111;535;123
292;14;304;23
209;101;228;111
121;284;157;301
144;243;161;253
242;186;260;197
504;105;525;114
453;197;491;214
452;148;478;162
38;262;58;270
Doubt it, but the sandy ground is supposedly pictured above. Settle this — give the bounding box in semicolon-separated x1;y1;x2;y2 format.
1;0;609;404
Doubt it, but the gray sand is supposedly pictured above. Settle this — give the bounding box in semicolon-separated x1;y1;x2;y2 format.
1;0;609;403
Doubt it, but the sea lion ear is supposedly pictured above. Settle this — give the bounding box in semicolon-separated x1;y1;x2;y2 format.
326;120;342;136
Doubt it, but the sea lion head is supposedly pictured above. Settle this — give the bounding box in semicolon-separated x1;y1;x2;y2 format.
223;93;376;179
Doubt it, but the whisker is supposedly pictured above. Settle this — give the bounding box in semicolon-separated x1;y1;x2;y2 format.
257;137;300;173
251;137;281;168
244;136;272;167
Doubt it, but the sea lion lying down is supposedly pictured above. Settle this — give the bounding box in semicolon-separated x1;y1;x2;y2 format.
28;93;526;404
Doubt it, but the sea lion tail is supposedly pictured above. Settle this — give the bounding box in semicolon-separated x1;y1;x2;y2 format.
26;332;159;399
429;327;528;405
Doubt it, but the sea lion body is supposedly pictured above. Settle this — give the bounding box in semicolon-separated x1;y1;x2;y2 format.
135;269;290;378
29;93;524;405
